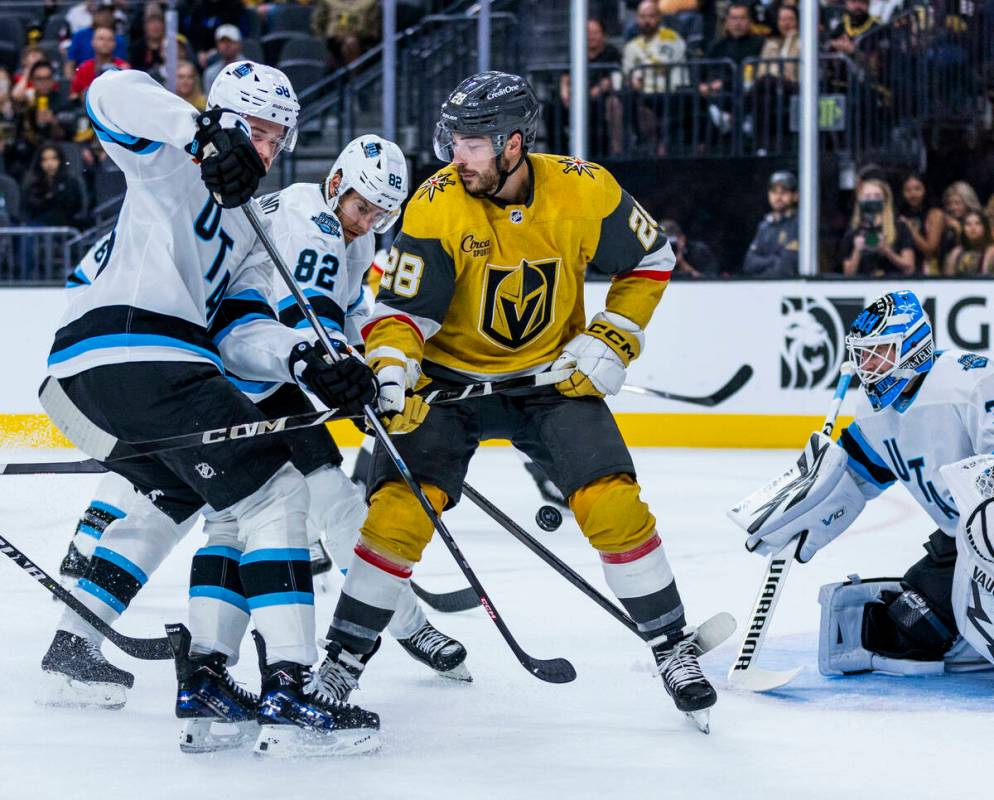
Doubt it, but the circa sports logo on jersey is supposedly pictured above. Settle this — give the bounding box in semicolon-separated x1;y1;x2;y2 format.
479;258;560;350
417;173;457;202
557;156;599;178
311;212;342;238
461;234;491;258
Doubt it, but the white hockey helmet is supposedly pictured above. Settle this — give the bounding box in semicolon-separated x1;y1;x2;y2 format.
207;60;299;154
325;135;408;234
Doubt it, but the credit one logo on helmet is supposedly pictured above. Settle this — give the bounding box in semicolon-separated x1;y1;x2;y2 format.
479;258;560;349
486;85;517;100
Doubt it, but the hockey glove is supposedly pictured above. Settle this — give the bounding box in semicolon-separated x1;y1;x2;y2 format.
189;108;265;209
290;342;377;417
553;311;644;398
369;348;429;434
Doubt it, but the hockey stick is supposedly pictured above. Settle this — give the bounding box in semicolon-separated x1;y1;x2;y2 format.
621;364;752;407
36;370;571;464
727;364;855;693
241;203;576;685
0;532;171;660
410;581;480;613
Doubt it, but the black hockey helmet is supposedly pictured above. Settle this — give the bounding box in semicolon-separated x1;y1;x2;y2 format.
433;71;540;163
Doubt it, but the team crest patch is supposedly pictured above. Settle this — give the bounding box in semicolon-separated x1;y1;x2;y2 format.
417;173;457;202
311;212;342;237
959;354;989;371
363;141;382;158
558;156;599;178
233;63;252;78
480;258;560;350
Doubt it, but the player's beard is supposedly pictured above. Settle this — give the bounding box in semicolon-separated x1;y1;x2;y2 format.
459;163;501;197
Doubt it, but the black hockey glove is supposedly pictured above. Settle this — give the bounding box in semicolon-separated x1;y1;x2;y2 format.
289;342;377;417
189;108;265;209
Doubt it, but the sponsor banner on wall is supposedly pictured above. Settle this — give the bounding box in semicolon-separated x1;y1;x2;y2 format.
3;282;994;448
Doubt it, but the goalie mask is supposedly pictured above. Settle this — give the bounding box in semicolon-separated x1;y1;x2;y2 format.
325;135;408;234
207;61;299;154
845;291;934;412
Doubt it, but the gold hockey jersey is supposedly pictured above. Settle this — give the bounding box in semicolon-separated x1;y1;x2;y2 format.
363;153;675;380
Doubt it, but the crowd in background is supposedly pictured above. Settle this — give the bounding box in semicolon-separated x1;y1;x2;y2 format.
0;0;991;280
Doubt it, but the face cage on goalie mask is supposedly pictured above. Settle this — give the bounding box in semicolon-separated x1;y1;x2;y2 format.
846;334;902;386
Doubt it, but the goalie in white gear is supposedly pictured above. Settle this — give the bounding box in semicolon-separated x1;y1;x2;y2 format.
731;290;992;677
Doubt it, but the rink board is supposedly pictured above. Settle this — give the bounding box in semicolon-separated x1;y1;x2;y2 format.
3;279;992;448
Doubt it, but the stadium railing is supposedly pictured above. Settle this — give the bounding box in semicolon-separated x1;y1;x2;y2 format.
0;226;78;284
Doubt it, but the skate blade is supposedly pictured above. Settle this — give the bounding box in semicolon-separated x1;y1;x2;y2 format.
437;661;473;683
685;709;710;735
179;718;258;754
38;672;126;710
253;724;381;758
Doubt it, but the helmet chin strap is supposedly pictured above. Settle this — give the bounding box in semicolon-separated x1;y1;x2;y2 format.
485;142;528;200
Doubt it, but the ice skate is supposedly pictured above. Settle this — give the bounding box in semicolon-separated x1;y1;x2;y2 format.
254;660;380;757
313;636;381;702
40;630;133;710
652;632;717;734
167;623;258;754
396;621;472;682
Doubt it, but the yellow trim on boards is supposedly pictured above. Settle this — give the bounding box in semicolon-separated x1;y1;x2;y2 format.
0;413;854;451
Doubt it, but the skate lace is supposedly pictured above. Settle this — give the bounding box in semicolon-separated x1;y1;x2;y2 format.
82;638;110;665
408;623;451;657
305;667;352;709
313;658;358;702
656;638;705;690
219;667;257;703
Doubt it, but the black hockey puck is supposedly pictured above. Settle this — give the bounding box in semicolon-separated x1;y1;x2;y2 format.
536;505;563;532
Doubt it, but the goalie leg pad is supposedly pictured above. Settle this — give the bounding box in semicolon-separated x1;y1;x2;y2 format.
819;576;953;676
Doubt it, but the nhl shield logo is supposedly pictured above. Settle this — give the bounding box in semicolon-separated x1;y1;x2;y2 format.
480;258;559;349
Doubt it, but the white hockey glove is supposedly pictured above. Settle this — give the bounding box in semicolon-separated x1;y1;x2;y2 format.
727;432;866;563
367;346;429;434
553;311;644;398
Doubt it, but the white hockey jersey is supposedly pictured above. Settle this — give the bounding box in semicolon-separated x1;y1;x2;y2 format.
840;349;994;535
46;68;306;384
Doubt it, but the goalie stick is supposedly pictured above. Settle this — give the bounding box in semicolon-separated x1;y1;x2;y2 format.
0;532;171;660
239;203;576;686
727;364;855;692
621;364;752;407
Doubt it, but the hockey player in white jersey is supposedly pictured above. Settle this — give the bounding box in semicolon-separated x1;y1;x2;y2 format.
39;62;383;756
47;137;470;732
737;290;991;676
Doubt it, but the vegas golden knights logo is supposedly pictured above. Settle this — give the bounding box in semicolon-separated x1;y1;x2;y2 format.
480;258;559;349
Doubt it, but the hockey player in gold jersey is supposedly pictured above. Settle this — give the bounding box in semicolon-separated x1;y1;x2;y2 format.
314;72;719;727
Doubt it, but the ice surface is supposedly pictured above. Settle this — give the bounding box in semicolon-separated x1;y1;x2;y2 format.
0;447;987;800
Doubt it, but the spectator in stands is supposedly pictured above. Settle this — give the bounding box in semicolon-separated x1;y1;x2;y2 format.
65;0;98;34
69;25;128;99
749;4;799;152
202;24;243;92
555;18;624;157
0;68;14;130
130;4;195;81
742;170;799;277
21;143;84;228
65;0;128;80
942;180;982;239
840;177;915;276
312;0;381;70
825;0;881;55
699;2;764;135
4;60;75;183
624;0;690;156
660;218;719;277
10;47;52;106
898;172;952;275
174;61;207;111
944;210;994;276
182;0;246;60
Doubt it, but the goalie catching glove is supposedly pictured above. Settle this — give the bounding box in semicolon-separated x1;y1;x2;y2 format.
290;342;377;417
727;431;867;563
188;108;265;208
553;311;644;398
367;347;430;434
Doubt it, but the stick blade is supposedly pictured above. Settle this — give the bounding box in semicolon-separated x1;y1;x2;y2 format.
728;665;802;692
696;611;737;655
526;656;577;684
707;364;754;406
411;581;480;613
